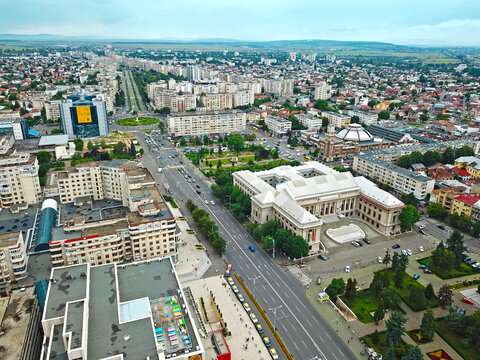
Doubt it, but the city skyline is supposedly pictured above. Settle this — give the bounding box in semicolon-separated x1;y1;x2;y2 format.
1;0;480;46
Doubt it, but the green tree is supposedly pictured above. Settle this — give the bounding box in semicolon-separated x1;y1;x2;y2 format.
423;150;442;166
289;236;309;258
325;278;345;303
36;150;52;164
350;115;360;124
313;99;329;111
370;271;389;298
262;221;280;237
263;235;275;252
372;329;380;343
373;306;385;325
442;147;455;164
409;285;427;309
432;244;455;272
384;343;397;360
399;205;420;231
345;278;358;300
385;310;406;347
454;145;474;158
212;237;227;255
227;134;244;152
113;141;126;156
427;203;447;220
87;141;94;150
420;309;435;341
402;192;419;206
425;283;435;300
397;155;412;169
379;288;401;310
130;141;136;156
378;110;391;120
410;151;423;164
449;213;472;232
383;249;392;268
446;230;464;269
180;137;187;146
74;138;84;151
401;346;423;360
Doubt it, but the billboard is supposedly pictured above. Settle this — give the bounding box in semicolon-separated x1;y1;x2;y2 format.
76;106;92;123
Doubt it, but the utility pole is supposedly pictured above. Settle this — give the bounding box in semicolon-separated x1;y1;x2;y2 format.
248;275;260;298
272;238;276;258
269;305;283;332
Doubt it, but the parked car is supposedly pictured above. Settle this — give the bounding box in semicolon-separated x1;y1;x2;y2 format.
418;224;426;229
263;337;271;347
237;293;245;302
270;348;279;359
424;268;433;274
413;274;420;280
418;246;424;252
437;225;445;230
459;308;466;316
419;264;427;270
243;303;251;312
392;244;400;249
351;241;361;247
363;238;371;244
204;200;209;205
250;313;258;323
196;190;201;194
210;201;215;205
227;277;234;286
378;257;383;263
461;297;474;305
256;323;264;334
407;249;413;256
402;249;408;256
231;285;239;293
318;254;328;261
465;246;471;253
345;265;351;273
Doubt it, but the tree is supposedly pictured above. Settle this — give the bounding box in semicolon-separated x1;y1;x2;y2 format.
472;221;480;237
385;310;406;347
212;237;227;255
227;134;244;152
409;286;427;309
351;115;360;124
372;329;379;343
73;138;84;152
423;150;442;166
432;245;455;272
449;213;472;233
345;278;358;300
380;288;401;310
442;147;455;164
36;150;52;164
289;236;309;258
370;271;389;298
410;151;423;164
378;110;391;120
401;346;423;360
402;192;419;206
325;278;345;303
437;285;453;309
454;145;474;159
87;141;94;150
180;137;187;146
373;306;385;325
446;230;464;269
384;343;397;360
263;235;275;252
383;249;392;268
399;205;420;231
420;309;435;341
130;141;136;156
397;155;412;169
427;203;447;220
113;141;126;156
313;99;329;111
425;283;435;300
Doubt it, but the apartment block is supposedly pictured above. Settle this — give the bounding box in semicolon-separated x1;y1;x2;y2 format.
232;89;254;107
296;114;323;130
264;79;294;97
353;154;435;199
0;231;28;295
322;111;351;128
312;81;332;100
0;150;41;210
430;186;468;212
200;93;233;111
265;115;292;136
150;88;196;112
45;100;62;121
40;260;204;360
347;109;377;125
167;110;246;137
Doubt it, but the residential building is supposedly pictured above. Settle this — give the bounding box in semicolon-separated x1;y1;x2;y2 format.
296;114;323;130
150;88;196;112
454;156;480;179
0;118;30;140
348;109;377;125
0;151;42;210
200;93;233;111
451;194;480;217
0;231;27;295
40;259;204;360
52;160;179;266
232;89;254;107
187;65;201;82
59;91;109;138
0;286;43;359
264;79;294;97
233;162;404;254
312;81;332;100
322;111;351;128
427;167;455;180
45;100;62;122
265;115;292;136
353;154;435;199
430;186;468;212
167;110;246;137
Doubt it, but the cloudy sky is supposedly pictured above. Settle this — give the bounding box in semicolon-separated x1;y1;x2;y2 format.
1;0;480;46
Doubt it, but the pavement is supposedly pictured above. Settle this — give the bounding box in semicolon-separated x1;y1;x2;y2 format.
187;276;272;360
135;133;357;360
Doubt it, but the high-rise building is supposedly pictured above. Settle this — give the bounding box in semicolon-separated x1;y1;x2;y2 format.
187;65;201;82
59;91;109;138
264;79;294;97
312;81;332;100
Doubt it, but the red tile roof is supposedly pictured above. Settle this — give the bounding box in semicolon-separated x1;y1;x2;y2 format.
451;167;470;177
454;195;480;206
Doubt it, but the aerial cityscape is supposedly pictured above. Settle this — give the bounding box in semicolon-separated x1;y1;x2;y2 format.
0;1;480;360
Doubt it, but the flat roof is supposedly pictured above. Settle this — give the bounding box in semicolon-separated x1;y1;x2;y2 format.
39;135;69;147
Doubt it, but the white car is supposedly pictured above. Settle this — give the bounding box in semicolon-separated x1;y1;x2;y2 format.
407;249;413;256
210;201;215;205
345;265;351;273
250;313;258;323
270;348;279;360
204;200;209;205
418;246;424;252
378;257;383;263
418;225;426;229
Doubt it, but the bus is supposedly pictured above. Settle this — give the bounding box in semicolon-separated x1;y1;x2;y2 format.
304;155;313;162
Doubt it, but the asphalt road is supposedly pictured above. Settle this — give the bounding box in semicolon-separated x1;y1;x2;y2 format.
136;133;357;360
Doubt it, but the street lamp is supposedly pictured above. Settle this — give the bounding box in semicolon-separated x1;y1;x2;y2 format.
269;305;283;331
248;275;260;298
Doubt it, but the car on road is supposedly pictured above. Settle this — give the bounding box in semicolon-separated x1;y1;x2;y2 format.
418;225;426;229
256;323;264;334
263;337;271;347
196;190;201;194
204;200;209;205
210;201;215;205
231;285;239;293
237;293;245;302
378;257;383;263
418;245;424;252
424;268;433;274
243;303;251;312
413;274;420;280
318;254;328;261
461;297;474;305
250;313;258;323
270;348;279;359
392;244;400;249
419;229;426;235
437;225;445;230
227;277;234;286
248;245;255;252
345;265;351;273
459;308;466;316
407;249;413;256
363;238;371;244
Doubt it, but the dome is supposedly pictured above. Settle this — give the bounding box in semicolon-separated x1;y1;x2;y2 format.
335;124;374;142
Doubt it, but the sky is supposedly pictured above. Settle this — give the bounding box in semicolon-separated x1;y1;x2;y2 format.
1;0;480;46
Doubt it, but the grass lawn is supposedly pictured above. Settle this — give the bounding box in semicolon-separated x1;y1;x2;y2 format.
115;117;160;127
115;118;138;126
436;319;479;360
138;117;160;126
363;331;412;359
417;257;480;279
389;272;440;311
340;290;377;323
407;329;433;345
